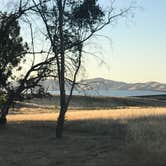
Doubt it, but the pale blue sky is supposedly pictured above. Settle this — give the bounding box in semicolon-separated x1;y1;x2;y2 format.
1;0;165;83
85;0;166;83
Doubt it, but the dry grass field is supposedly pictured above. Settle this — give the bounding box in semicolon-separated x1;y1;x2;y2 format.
1;107;166;165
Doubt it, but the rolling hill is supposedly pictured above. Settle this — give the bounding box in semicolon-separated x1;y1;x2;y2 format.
41;78;166;92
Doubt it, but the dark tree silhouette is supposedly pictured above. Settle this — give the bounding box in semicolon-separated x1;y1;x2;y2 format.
0;1;56;125
0;12;28;88
31;0;134;138
0;12;29;124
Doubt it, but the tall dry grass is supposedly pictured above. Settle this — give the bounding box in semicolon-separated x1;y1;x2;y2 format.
4;107;166;165
8;107;166;121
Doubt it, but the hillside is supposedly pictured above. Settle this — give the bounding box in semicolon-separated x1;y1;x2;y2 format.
81;78;166;92
40;78;166;92
13;95;166;114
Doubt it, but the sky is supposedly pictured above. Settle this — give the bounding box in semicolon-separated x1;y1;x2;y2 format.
1;0;166;83
84;0;166;83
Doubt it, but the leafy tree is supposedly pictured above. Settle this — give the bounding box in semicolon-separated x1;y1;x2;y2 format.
32;0;134;138
0;12;28;88
0;12;28;124
0;1;56;125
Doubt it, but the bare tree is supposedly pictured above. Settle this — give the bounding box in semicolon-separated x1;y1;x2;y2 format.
31;0;134;138
31;0;135;138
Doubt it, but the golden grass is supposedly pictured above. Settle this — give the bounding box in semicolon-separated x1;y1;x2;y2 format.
8;107;166;122
2;107;166;165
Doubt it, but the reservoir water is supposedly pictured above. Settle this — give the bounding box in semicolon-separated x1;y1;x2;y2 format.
48;89;166;97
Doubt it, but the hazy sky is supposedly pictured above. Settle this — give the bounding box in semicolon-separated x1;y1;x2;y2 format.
85;0;166;83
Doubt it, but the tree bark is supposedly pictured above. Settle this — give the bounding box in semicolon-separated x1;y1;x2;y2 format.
56;105;66;138
0;99;11;126
56;82;67;138
56;0;66;138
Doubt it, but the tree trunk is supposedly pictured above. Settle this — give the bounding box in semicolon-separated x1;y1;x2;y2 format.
56;81;66;138
56;0;66;138
0;100;11;126
56;106;66;138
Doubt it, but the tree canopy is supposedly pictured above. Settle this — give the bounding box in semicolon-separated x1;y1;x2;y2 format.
0;12;28;89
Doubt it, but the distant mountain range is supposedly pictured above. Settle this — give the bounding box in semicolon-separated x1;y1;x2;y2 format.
81;78;166;92
41;77;166;92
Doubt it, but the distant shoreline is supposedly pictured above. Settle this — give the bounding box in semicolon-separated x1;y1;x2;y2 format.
48;89;166;98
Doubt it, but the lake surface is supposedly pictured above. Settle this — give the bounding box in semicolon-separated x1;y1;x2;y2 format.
48;89;166;97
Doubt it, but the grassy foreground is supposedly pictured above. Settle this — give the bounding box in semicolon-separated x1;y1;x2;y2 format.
1;107;166;165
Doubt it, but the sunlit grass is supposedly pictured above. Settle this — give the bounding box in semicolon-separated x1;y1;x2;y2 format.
3;107;166;165
8;107;166;122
